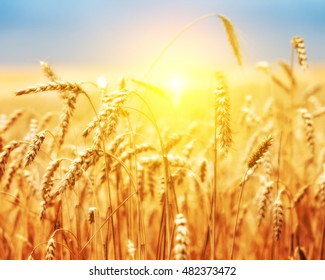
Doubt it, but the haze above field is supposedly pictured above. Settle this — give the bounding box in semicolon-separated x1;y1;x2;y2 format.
1;0;324;73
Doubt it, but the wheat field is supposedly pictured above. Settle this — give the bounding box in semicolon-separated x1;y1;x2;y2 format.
0;14;324;260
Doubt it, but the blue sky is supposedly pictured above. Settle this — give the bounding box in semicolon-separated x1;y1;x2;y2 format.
1;0;324;69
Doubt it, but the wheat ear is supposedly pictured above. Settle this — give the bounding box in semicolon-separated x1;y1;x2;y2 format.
45;235;56;260
199;158;207;183
15;81;84;96
127;240;136;260
247;135;273;169
173;213;189;260
291;36;308;70
218;15;242;66
40;159;62;203
24;131;45;167
258;179;274;227
3;159;21;191
214;71;232;152
272;196;284;241
0;141;20;181
40;61;59;81
0;109;23;134
299;108;315;157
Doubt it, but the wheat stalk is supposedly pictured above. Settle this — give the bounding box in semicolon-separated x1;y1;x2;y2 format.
231;135;273;259
294;184;310;206
316;164;325;208
279;60;296;87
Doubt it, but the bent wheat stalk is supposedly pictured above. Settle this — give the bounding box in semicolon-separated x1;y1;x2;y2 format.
231;135;273;259
143;13;242;81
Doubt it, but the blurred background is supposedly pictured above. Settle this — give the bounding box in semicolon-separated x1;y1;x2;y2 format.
1;0;324;68
0;0;324;116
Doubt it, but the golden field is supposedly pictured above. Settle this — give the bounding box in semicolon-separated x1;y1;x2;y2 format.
0;17;324;260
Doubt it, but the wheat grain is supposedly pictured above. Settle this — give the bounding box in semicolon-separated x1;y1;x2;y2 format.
0;141;20;181
3;159;21;191
257;179;273;226
15;81;85;96
40;159;62;202
164;133;181;153
40;61;59;81
45;236;56;260
127;239;136;260
24;131;45;167
291;36;308;70
218;15;242;66
55;91;78;147
299;108;315;156
272;197;284;241
199;158;207;183
214;71;232;152
173;213;189;260
247;135;273;169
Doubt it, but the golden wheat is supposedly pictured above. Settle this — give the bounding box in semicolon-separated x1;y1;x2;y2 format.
291;36;308;70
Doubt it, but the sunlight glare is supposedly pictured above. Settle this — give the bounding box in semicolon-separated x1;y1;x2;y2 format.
168;76;185;106
97;76;108;90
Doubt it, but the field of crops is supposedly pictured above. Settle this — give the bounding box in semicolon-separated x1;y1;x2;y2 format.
0;14;324;260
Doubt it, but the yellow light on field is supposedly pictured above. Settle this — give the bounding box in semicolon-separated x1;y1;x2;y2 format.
168;75;184;106
169;76;184;92
97;76;108;91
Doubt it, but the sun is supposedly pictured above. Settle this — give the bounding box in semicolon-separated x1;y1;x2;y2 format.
167;75;185;106
169;76;184;92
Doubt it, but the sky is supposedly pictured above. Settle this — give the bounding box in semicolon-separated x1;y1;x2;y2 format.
0;0;324;74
